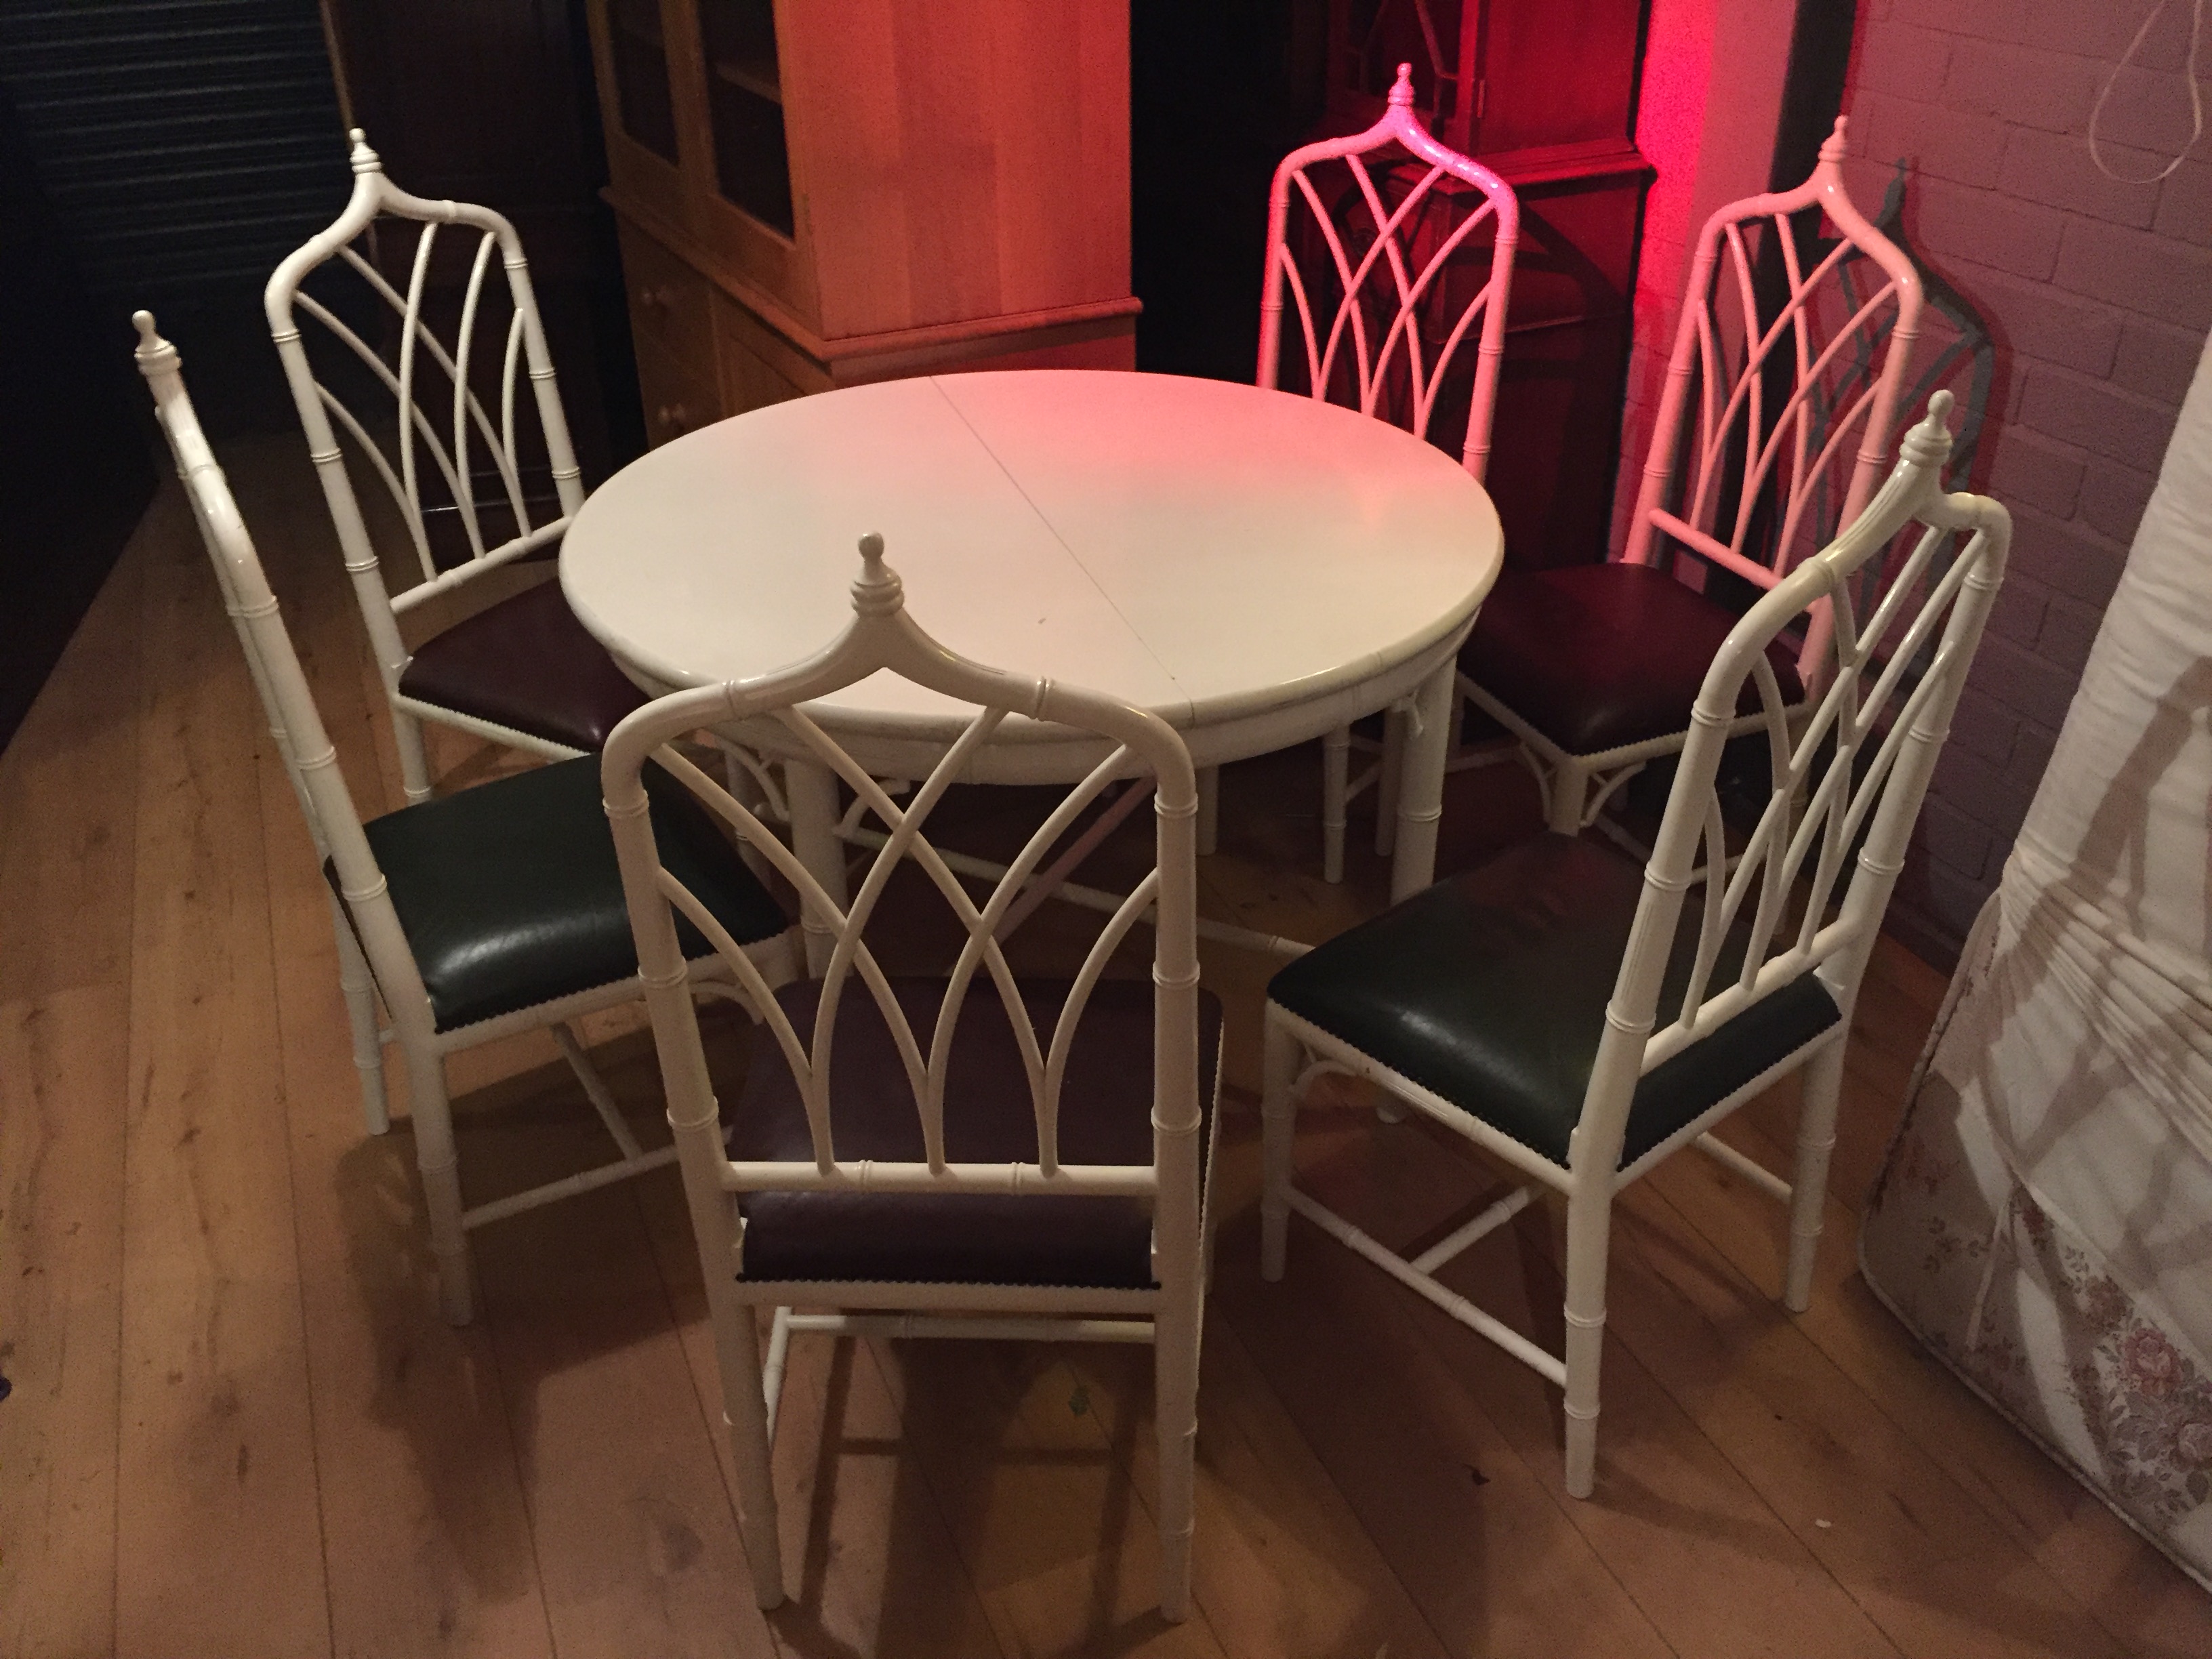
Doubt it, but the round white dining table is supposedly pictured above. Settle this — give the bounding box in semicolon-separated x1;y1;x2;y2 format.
562;369;1502;919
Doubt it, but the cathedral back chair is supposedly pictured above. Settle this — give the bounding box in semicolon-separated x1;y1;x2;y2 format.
1262;393;2006;1497
138;311;796;1326
1252;60;1519;882
606;537;1219;1618
265;128;644;803
1460;119;1924;834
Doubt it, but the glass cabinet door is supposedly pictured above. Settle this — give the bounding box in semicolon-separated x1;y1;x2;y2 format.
1340;0;1473;146
697;0;794;235
609;0;680;162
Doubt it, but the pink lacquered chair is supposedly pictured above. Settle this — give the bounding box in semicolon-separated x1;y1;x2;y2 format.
1459;119;1923;836
1244;62;1519;883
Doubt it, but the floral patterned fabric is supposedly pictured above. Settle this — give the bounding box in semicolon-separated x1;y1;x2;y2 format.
1864;1025;2212;1582
1862;321;2212;1593
1866;956;2212;1583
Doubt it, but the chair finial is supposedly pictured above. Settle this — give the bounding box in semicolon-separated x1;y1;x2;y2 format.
1389;62;1416;108
851;532;903;616
1820;115;1850;165
348;127;383;176
131;309;178;375
1901;388;1957;468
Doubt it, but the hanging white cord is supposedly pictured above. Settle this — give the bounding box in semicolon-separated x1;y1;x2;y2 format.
2089;0;2207;184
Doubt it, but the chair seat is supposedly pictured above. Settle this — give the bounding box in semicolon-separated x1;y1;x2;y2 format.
398;575;648;752
1267;834;1840;1169
1462;563;1805;757
731;977;1223;1289
359;756;787;1033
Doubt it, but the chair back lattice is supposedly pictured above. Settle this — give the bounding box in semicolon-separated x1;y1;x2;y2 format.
1624;118;1925;677
1583;392;2009;1171
263;129;583;678
605;539;1204;1232
1257;62;1519;480
134;310;442;1039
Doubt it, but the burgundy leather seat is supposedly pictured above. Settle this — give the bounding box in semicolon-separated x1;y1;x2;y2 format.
398;576;648;753
1462;563;1804;756
731;977;1223;1289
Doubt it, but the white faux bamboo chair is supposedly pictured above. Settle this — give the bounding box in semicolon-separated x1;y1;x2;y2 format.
1261;392;2007;1496
1251;61;1518;882
1460;118;1923;835
265;127;646;804
606;537;1220;1618
136;311;799;1326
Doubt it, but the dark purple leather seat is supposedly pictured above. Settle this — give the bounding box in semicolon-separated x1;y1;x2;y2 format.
1462;563;1804;756
399;576;648;752
731;977;1222;1289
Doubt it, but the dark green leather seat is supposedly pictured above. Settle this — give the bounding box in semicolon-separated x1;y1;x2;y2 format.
1268;834;1840;1169
354;756;787;1032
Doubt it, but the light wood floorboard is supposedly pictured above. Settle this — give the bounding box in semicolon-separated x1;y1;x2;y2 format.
114;482;329;1656
258;449;556;1658
2;439;2205;1656
0;469;146;1655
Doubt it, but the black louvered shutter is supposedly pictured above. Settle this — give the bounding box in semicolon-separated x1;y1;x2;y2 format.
0;1;351;300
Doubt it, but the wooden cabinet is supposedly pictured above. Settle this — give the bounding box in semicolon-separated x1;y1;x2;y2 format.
583;0;1139;438
1324;0;1652;568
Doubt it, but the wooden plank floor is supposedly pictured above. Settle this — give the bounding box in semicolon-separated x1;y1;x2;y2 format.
4;438;2208;1658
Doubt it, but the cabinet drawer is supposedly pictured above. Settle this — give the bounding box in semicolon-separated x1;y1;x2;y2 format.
616;220;715;366
632;327;721;448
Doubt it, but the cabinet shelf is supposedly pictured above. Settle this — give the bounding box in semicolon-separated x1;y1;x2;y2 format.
710;54;779;102
612;13;663;49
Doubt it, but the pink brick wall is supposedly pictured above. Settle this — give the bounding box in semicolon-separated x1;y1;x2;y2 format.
1838;0;2209;962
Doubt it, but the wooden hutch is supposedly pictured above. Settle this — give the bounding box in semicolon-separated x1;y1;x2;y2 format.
581;0;1139;445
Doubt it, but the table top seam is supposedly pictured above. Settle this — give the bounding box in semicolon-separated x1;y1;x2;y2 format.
925;375;1193;718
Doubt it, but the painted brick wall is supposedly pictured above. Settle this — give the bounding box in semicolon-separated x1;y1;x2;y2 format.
1838;0;2209;964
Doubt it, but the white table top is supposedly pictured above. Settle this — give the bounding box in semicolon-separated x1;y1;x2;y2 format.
562;370;1500;760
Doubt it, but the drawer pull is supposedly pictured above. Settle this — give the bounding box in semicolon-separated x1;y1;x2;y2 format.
655;403;690;432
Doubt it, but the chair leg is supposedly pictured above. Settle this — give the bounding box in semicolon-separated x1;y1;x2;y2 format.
393;706;434;804
721;743;779;889
1561;1183;1615;1499
1153;1282;1200;1622
785;760;846;976
403;1044;472;1325
1544;758;1591;835
1319;728;1349;883
712;1292;787;1609
1784;1040;1847;1314
1374;707;1406;857
329;895;388;1136
1195;764;1219;857
1259;1012;1300;1282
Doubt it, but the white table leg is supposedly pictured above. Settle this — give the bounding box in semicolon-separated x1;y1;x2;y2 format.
785;759;846;975
1390;657;1456;903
